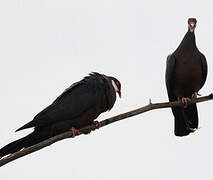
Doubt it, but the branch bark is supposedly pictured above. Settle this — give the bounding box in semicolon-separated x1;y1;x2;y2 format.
0;93;213;167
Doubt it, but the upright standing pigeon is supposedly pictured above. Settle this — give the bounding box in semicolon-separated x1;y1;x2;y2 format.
165;18;207;136
0;72;121;158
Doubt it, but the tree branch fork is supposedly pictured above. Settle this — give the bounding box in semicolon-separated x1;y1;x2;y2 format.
0;93;213;167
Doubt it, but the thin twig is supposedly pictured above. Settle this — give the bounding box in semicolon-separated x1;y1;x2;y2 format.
0;93;213;167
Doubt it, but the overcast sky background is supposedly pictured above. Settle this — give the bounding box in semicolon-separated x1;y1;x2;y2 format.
0;0;213;179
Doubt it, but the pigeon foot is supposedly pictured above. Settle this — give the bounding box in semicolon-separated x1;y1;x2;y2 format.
181;97;191;108
70;127;80;138
191;92;201;99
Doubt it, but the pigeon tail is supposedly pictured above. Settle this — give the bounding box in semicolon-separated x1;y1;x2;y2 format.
172;104;198;137
0;135;31;158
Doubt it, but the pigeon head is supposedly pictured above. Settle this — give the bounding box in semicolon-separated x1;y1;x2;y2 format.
109;76;121;98
188;18;197;32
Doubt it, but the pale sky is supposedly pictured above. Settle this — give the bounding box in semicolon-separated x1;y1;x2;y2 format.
0;0;213;179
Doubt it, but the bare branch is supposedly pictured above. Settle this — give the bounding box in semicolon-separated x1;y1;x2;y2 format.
0;93;213;167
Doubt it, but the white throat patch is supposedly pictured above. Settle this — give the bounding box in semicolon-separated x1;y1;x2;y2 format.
188;25;195;32
112;80;118;92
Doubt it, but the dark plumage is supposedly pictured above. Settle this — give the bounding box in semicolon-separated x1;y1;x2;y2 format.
0;72;121;158
166;18;207;136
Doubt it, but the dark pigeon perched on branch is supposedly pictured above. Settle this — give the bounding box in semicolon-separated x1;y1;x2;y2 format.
166;18;207;136
0;72;121;158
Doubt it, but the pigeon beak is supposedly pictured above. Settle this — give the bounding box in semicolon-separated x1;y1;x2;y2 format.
190;22;195;27
118;91;121;98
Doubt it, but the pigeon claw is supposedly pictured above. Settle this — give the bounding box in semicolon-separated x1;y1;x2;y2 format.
191;92;201;99
70;127;80;138
181;97;191;108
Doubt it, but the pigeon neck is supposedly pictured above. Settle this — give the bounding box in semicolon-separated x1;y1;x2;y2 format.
101;76;116;111
176;31;197;52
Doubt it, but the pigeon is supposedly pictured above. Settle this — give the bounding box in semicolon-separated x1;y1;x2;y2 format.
0;72;121;158
166;18;207;136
